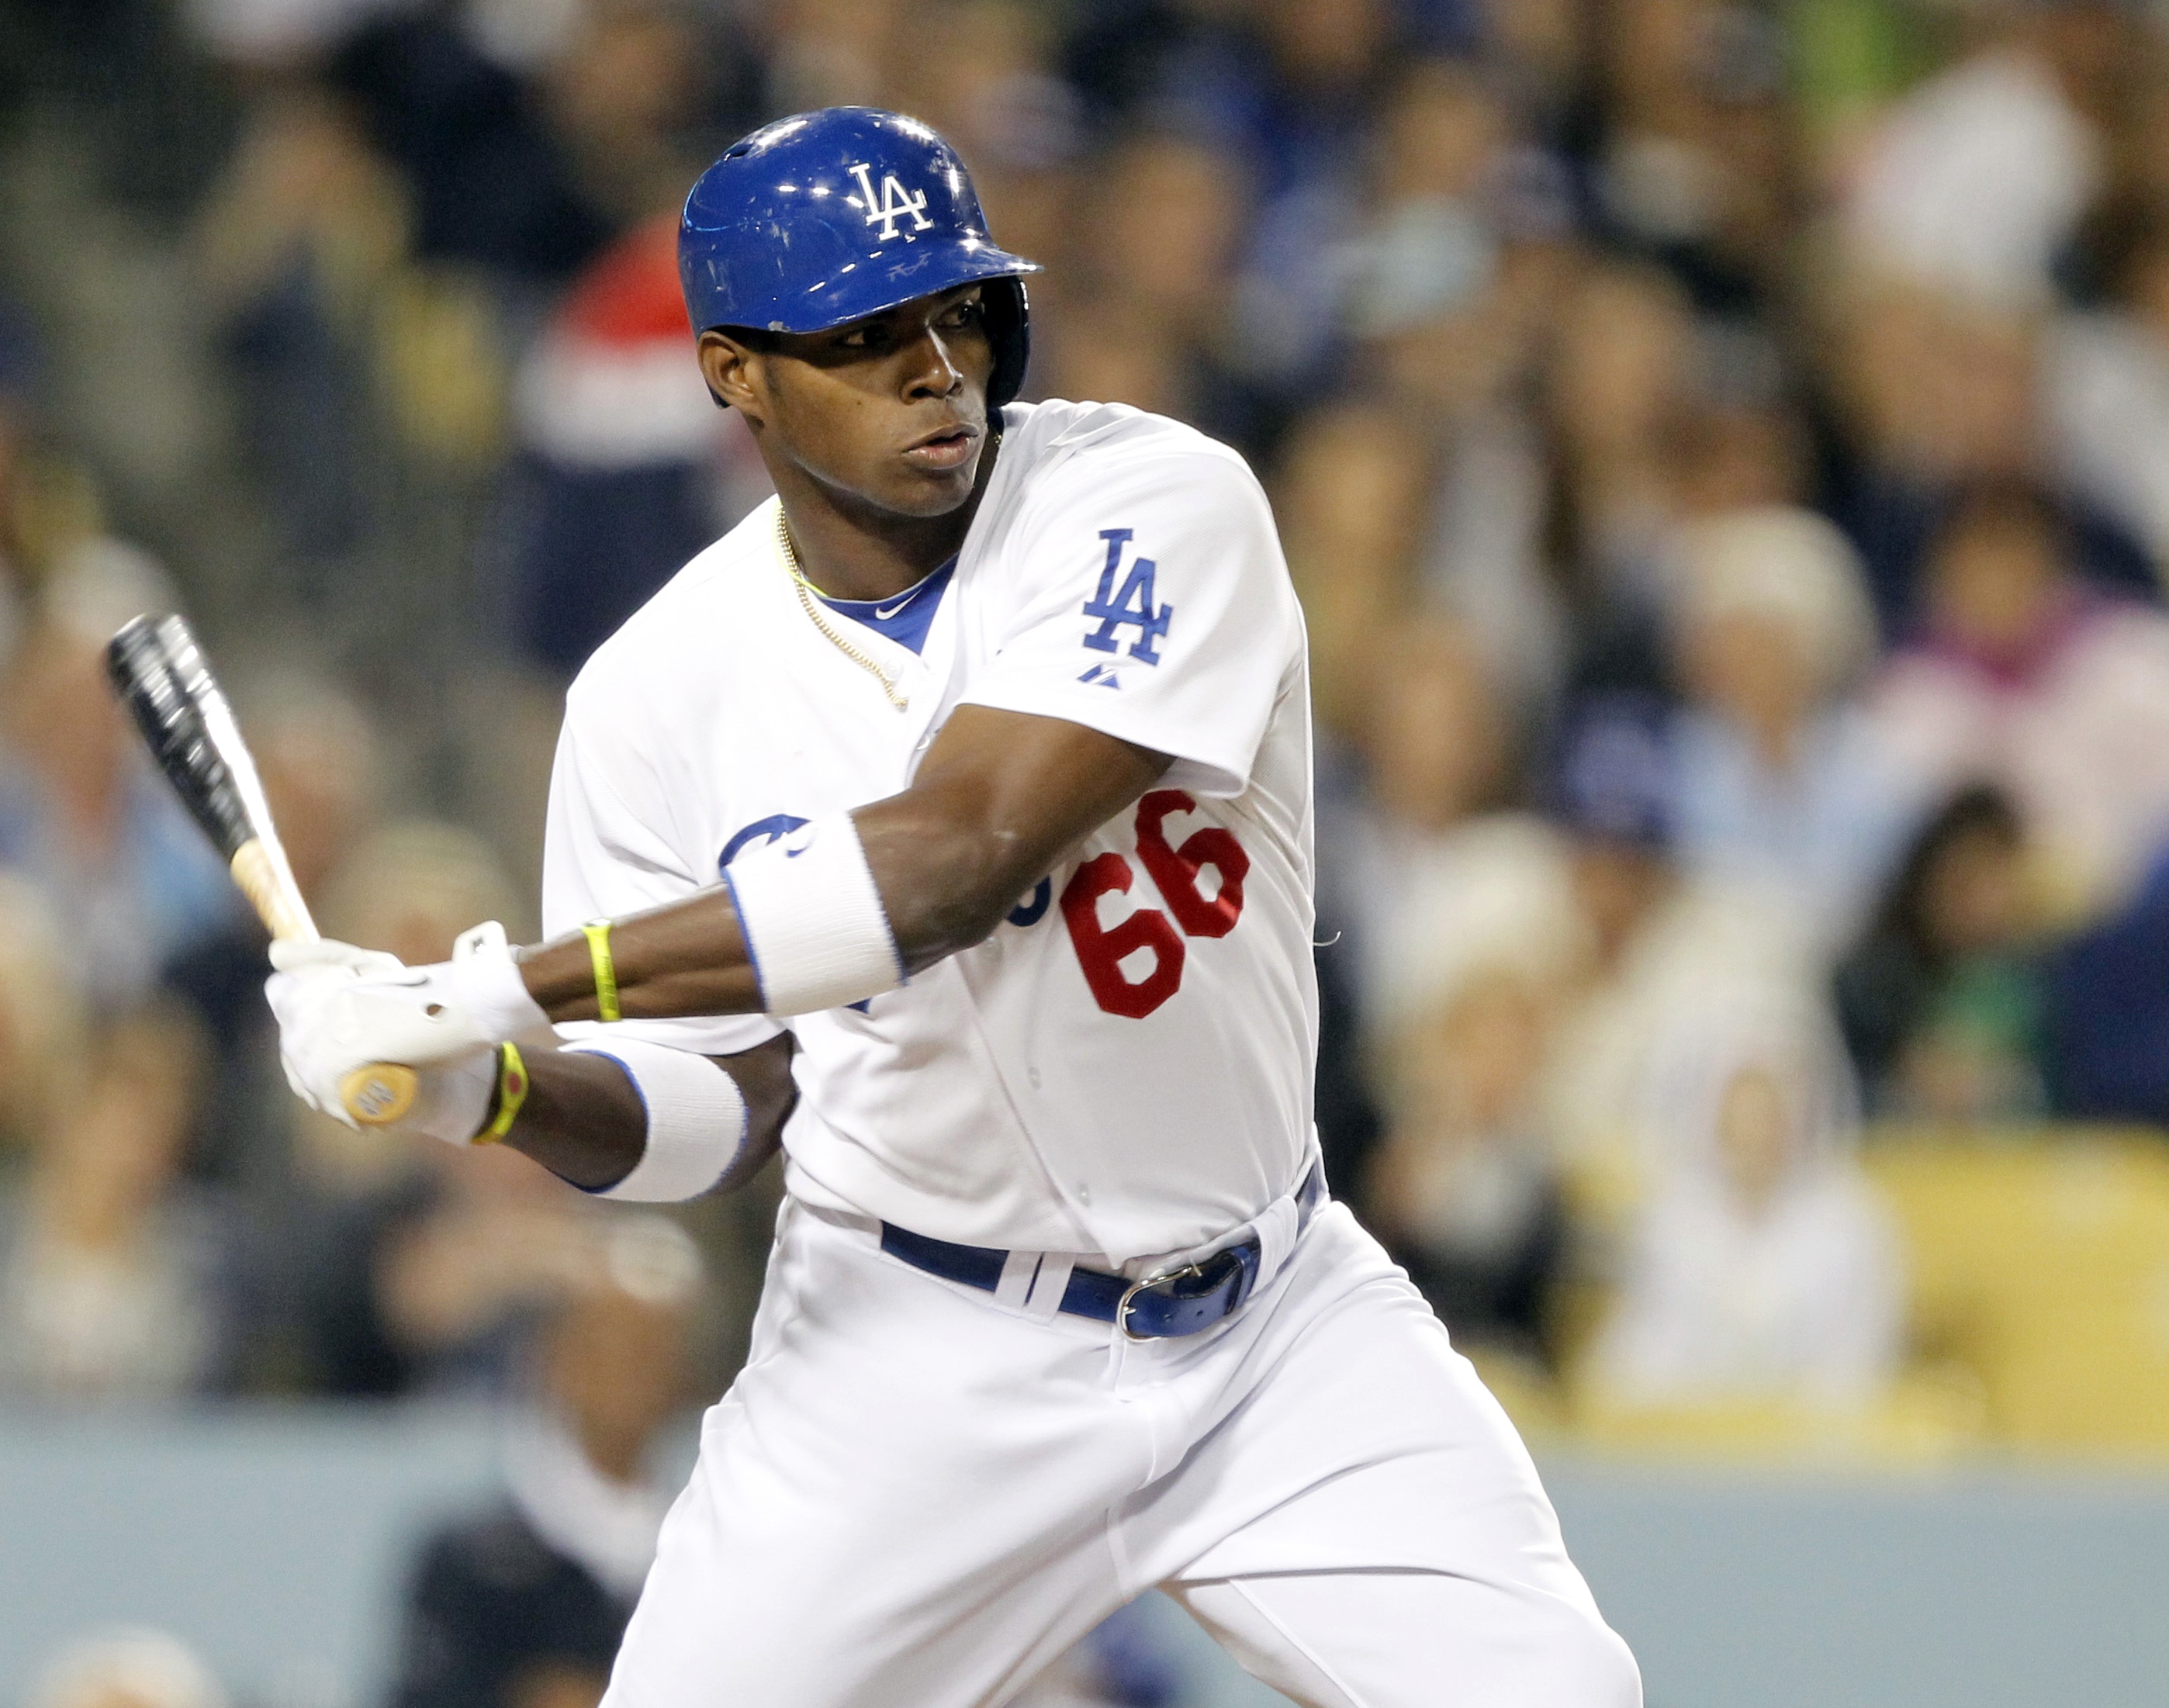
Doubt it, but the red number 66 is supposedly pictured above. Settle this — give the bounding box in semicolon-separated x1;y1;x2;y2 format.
1059;790;1250;1018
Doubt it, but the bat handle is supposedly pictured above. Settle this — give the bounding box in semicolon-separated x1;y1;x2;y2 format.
231;837;317;943
236;842;422;1128
339;1064;420;1127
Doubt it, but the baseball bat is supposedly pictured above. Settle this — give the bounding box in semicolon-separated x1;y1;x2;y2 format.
105;615;419;1126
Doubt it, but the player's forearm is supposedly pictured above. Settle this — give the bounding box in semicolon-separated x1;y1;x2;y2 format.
505;1033;797;1192
863;708;1168;968
500;1046;649;1188
520;891;763;1022
512;813;1086;1022
515;709;1168;1022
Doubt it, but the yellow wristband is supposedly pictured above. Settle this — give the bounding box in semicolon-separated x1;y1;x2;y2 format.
583;918;621;1022
479;1042;530;1143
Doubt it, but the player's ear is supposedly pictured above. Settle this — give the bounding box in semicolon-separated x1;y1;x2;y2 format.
697;330;768;420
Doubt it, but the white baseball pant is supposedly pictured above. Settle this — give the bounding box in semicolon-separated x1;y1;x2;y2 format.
600;1195;1640;1708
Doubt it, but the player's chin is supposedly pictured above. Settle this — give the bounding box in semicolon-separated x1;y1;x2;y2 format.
883;446;984;513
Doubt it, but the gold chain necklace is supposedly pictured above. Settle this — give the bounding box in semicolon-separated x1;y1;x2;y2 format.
777;506;910;713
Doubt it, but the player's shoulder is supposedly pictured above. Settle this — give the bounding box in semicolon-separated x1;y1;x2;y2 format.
1001;398;1267;517
566;499;783;717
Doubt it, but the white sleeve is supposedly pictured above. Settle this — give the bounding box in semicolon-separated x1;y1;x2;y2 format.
959;439;1302;799
541;690;784;1057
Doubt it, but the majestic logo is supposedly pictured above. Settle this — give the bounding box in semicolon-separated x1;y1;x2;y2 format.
849;163;935;242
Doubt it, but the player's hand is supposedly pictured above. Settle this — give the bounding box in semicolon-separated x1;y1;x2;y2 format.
266;949;496;1136
269;921;548;1056
267;967;495;1142
265;924;545;1131
268;938;406;980
268;946;493;1129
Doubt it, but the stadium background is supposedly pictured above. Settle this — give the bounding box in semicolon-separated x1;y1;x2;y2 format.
4;0;2169;1703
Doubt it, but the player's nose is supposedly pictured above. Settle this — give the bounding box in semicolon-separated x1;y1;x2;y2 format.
902;326;967;403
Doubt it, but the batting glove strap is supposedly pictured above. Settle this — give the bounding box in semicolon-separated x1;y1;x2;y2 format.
722;811;905;1016
446;920;551;1042
562;1038;749;1202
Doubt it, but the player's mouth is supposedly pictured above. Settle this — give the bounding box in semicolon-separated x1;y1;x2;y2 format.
901;422;981;472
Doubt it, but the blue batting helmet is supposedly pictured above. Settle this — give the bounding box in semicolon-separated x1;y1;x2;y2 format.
679;107;1041;407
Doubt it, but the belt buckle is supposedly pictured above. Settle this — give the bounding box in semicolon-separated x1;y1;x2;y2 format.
1116;1260;1210;1343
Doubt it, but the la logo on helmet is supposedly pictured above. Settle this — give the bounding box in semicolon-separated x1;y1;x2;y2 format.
850;162;935;241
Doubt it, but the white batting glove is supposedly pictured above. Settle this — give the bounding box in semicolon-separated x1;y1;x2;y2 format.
266;922;548;1137
268;921;547;1055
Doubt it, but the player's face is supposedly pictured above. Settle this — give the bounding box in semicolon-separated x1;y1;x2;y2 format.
704;285;997;519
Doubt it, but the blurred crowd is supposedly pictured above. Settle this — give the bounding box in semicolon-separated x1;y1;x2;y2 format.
11;0;2169;1697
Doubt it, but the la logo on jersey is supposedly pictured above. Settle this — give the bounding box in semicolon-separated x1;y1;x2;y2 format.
849;162;935;242
1080;528;1173;669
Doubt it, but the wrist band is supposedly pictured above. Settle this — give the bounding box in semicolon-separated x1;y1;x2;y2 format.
722;811;904;1015
582;918;621;1022
479;1042;531;1143
562;1038;750;1201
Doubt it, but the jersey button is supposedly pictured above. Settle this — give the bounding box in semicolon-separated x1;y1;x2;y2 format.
1027;1066;1042;1090
1076;1183;1092;1205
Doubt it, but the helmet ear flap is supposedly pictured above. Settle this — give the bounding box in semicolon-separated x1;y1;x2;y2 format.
984;278;1031;411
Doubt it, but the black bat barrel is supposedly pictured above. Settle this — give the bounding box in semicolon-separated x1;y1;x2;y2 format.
106;614;254;863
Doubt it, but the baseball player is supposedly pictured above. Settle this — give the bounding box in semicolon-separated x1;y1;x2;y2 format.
268;108;1640;1708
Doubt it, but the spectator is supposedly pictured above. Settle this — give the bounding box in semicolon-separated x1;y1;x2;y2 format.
499;214;766;678
0;873;89;1159
1342;59;1507;363
1818;278;2050;629
0;600;237;1016
1588;986;1904;1410
1040;130;1257;445
1842;1;2114;311
2037;813;2169;1125
1367;961;1574;1367
1541;698;1811;1197
1347;60;1570;708
1663;393;1811;525
28;1629;226;1708
1593;0;1794;314
2046;206;2169;574
1164;0;1400;398
325;9;614;289
375;1140;612;1398
1544;258;1698;606
388;1215;704;1708
1835;785;2047;1123
1871;479;2169;921
271;820;530;1396
1271;402;1434;743
1473;0;1589;149
762;0;908;112
1333;614;1565;1014
0;1004;237;1405
1666;504;1919;949
887;0;1081;272
189;83;408;564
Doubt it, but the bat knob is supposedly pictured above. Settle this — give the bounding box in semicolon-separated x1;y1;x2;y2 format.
340;1063;420;1126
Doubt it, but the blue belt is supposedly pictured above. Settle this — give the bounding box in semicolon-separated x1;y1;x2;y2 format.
879;1163;1326;1340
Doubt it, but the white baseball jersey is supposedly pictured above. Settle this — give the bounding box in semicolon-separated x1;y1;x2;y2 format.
543;399;1317;1265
